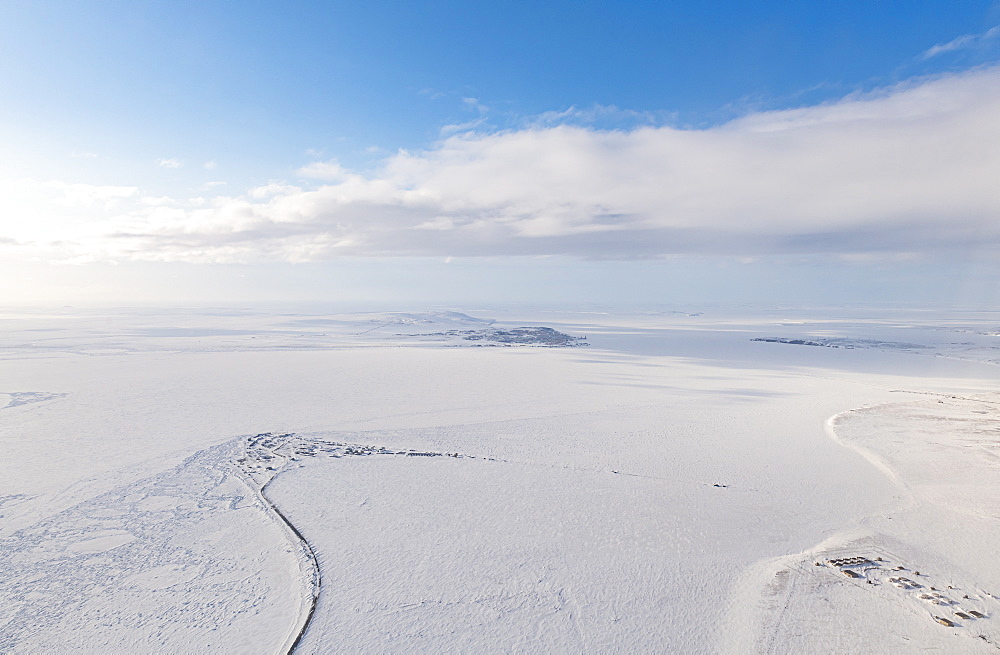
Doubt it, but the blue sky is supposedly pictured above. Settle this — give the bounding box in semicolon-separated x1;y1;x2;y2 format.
2;1;1000;306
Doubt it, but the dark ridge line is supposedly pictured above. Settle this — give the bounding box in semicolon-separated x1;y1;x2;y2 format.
236;434;322;655
258;475;320;655
242;431;740;652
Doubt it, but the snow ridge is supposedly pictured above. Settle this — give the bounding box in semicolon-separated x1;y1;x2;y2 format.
235;433;478;652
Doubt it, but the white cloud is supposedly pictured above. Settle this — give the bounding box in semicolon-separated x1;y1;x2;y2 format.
248;182;301;199
203;160;217;170
921;25;1000;59
141;196;174;206
439;118;488;137
440;97;492;136
4;67;1000;264
156;158;183;169
528;104;674;129
48;181;138;206
296;159;350;181
0;179;139;247
462;97;488;113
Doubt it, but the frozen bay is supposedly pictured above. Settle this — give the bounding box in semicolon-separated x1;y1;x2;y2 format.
2;306;999;652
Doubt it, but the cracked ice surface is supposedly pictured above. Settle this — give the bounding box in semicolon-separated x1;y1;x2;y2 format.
0;440;306;654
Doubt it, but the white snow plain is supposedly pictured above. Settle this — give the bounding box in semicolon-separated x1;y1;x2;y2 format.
2;305;999;653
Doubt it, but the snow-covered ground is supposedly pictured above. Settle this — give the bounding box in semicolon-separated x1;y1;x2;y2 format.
2;305;999;652
728;392;1000;653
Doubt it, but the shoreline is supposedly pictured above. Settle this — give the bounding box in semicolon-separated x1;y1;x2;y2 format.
727;394;1000;652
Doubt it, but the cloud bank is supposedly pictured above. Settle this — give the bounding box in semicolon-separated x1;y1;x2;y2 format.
4;67;1000;264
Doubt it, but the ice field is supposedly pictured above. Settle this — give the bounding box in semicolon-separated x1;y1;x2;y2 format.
2;305;1000;652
